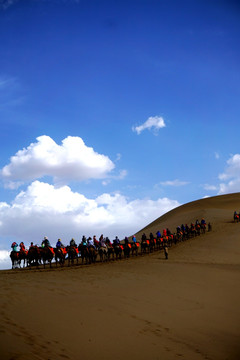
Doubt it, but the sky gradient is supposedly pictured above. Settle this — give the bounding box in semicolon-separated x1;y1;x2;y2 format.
0;0;240;269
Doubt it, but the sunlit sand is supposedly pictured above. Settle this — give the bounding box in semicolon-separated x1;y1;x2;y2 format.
1;193;240;360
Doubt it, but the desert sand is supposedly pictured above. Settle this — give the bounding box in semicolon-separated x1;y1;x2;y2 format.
0;193;240;360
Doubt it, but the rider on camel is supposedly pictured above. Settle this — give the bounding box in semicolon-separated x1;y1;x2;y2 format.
99;235;106;247
70;238;77;247
141;233;147;242
105;237;112;247
167;228;172;236
19;242;26;253
56;239;64;249
81;236;87;247
93;235;99;248
113;236;120;245
124;236;129;245
132;235;137;243
11;242;18;252
87;237;94;247
42;236;51;247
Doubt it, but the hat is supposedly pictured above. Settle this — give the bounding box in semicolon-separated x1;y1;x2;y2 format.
44;236;48;240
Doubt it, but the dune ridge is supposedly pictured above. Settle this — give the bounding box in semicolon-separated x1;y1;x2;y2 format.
0;193;240;360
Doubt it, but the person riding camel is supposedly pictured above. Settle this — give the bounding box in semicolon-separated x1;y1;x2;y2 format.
19;242;26;253
141;233;147;242
113;236;120;245
87;237;94;247
56;239;64;249
11;242;18;252
124;237;129;245
132;235;137;243
29;242;34;248
105;237;112;247
81;236;87;247
42;236;51;247
156;230;161;239
99;235;106;247
167;228;172;236
93;235;99;248
70;238;77;247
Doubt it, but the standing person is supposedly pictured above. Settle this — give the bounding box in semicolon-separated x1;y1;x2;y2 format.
164;245;168;260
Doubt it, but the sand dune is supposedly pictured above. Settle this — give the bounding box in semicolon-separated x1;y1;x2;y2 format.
0;193;240;360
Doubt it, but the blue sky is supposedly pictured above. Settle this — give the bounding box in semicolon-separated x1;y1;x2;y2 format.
0;0;240;268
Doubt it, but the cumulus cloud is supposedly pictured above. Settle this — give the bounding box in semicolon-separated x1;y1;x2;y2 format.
0;180;180;250
218;154;240;194
132;116;166;135
0;135;115;186
0;250;11;269
160;179;189;186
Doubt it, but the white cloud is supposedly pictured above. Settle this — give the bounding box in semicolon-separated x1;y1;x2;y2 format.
0;250;11;269
218;154;240;194
160;179;189;187
132;116;166;135
0;135;115;186
0;181;180;253
215;152;220;159
203;184;217;191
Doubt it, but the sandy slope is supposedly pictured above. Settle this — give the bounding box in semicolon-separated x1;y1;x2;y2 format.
0;193;240;360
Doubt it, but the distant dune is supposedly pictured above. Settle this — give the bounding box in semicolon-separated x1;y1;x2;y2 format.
134;192;240;239
0;193;240;360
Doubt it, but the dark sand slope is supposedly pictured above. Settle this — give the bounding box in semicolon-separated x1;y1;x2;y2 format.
0;193;240;360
